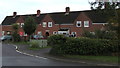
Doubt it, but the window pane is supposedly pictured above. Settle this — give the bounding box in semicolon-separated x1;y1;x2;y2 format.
43;22;47;27
48;22;52;27
84;21;89;27
76;21;81;27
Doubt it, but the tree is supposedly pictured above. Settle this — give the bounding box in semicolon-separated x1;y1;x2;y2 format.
12;24;20;42
23;16;37;41
89;1;120;37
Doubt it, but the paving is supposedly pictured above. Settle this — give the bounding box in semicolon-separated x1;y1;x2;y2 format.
12;44;118;66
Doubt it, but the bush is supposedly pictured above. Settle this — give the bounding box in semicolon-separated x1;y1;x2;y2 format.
12;32;21;42
47;34;67;46
30;41;39;48
49;35;118;56
83;30;118;40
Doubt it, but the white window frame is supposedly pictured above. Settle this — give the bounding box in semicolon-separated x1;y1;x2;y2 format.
76;21;81;27
24;32;27;36
43;22;47;27
2;31;5;35
53;31;57;35
71;32;76;35
84;21;89;27
21;23;24;27
38;31;42;35
48;22;52;27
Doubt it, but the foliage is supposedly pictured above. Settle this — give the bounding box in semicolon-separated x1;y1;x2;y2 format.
12;24;20;42
29;41;39;48
82;30;95;38
49;35;118;56
12;24;19;32
12;32;21;42
83;29;118;40
23;16;37;41
47;34;67;46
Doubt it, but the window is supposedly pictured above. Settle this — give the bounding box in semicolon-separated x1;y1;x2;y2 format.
7;31;10;35
71;32;77;37
38;31;42;35
53;31;57;35
24;33;27;36
17;23;20;25
21;23;24;27
2;31;5;35
76;21;81;27
43;22;47;27
48;22;52;27
84;21;89;27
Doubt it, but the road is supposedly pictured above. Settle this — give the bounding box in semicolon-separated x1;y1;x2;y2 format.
2;43;88;66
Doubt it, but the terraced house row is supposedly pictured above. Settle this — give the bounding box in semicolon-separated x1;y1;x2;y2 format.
1;7;107;37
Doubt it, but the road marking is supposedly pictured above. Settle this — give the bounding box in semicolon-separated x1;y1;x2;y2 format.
13;45;48;60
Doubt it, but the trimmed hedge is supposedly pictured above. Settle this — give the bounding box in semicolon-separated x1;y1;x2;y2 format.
48;35;118;56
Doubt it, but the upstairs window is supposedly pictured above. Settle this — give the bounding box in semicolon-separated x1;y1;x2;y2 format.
76;21;81;27
48;22;52;27
43;22;47;27
21;23;24;27
84;21;89;27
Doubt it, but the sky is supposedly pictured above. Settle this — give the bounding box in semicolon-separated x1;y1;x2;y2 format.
0;0;95;24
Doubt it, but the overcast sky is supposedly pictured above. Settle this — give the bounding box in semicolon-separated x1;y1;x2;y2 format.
0;0;95;24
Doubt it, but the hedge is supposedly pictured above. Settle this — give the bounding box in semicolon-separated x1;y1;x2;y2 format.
48;35;118;56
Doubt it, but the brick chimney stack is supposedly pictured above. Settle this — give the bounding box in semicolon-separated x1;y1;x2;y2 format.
36;10;41;17
13;12;17;18
65;7;70;15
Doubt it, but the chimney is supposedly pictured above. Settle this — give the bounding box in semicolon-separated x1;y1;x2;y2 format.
36;10;41;17
13;12;17;18
65;7;70;15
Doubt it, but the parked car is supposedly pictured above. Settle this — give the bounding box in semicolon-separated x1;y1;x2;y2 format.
32;35;44;39
0;35;12;41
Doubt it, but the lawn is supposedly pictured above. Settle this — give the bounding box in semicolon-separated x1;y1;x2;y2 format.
64;55;118;63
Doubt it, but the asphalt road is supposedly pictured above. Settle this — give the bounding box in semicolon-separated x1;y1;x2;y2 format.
2;43;89;66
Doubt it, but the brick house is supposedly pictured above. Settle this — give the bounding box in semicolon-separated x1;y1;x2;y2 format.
1;7;107;37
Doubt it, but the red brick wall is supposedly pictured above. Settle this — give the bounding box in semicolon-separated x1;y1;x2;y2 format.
36;14;59;36
2;13;105;37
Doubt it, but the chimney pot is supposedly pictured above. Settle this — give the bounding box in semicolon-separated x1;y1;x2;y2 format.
66;7;70;13
36;10;41;17
65;7;70;15
13;12;17;18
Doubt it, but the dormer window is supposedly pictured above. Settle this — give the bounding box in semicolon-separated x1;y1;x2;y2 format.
43;22;47;27
48;22;52;27
84;21;89;27
76;21;81;27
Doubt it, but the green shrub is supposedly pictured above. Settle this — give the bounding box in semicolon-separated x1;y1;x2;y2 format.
30;41;39;48
49;35;118;56
47;34;67;46
12;32;21;42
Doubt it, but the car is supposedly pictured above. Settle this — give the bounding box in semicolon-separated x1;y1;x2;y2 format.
0;35;12;41
32;35;44;39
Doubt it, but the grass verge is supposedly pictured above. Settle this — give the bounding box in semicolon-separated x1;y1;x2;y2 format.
29;46;51;50
63;55;118;63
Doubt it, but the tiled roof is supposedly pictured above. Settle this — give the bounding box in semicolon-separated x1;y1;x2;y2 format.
49;12;80;24
84;10;108;23
2;10;110;25
1;14;46;25
2;16;20;25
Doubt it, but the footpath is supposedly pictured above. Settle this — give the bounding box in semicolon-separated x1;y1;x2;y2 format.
14;44;118;66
